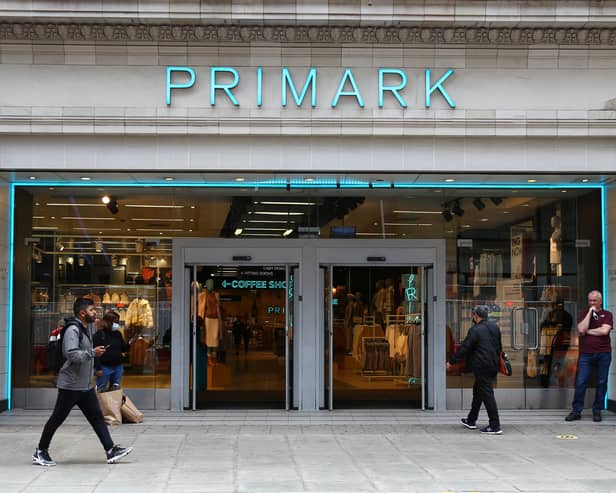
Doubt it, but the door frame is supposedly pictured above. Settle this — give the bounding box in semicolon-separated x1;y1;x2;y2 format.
172;238;447;411
316;243;445;410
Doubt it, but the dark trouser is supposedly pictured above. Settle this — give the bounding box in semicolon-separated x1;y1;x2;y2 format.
572;351;612;415
468;371;500;429
38;388;114;451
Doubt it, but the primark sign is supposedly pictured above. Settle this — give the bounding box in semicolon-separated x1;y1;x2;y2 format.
165;66;456;109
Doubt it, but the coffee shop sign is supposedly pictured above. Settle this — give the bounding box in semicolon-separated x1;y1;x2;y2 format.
166;66;456;109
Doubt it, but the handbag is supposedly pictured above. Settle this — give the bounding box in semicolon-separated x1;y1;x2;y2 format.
499;351;513;376
121;393;144;424
96;388;123;425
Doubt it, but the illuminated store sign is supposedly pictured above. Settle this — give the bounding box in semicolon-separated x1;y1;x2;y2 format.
219;279;287;290
166;66;456;109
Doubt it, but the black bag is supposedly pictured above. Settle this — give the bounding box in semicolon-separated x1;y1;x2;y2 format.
47;322;82;372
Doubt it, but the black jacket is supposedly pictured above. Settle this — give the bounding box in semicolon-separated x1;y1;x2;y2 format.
449;319;502;373
93;329;129;369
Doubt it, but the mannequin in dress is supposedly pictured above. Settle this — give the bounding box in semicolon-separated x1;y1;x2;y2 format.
198;278;221;365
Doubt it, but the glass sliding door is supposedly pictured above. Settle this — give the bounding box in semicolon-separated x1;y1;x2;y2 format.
321;263;428;408
188;264;295;408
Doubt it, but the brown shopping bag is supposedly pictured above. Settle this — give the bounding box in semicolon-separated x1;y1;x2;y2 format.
96;388;123;426
121;393;144;423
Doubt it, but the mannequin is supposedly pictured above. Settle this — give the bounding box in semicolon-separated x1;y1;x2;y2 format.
198;278;221;365
372;280;385;327
550;207;562;277
344;294;356;354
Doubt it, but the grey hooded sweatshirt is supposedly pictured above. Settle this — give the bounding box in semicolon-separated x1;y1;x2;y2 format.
56;318;96;391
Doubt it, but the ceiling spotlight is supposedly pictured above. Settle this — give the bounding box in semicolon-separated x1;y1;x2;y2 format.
234;228;243;236
489;197;503;206
472;198;485;211
95;240;103;253
102;195;119;214
451;201;464;217
282;228;293;237
441;209;453;222
56;242;65;252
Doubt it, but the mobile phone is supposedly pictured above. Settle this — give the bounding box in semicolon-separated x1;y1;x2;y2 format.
104;345;111;349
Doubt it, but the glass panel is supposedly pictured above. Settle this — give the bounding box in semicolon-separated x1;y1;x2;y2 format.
28;235;172;391
193;265;289;407
329;265;423;407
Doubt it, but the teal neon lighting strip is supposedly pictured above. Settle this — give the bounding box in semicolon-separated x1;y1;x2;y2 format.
601;185;609;407
6;176;606;412
6;185;15;410
339;178;369;188
288;178;337;189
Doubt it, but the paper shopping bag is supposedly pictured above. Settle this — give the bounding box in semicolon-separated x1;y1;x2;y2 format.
121;393;144;424
96;388;123;426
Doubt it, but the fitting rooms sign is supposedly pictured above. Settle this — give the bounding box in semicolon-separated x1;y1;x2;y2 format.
165;66;456;109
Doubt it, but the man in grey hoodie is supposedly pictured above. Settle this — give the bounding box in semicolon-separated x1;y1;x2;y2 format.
32;298;133;466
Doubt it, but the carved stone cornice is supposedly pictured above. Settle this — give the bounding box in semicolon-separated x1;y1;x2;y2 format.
0;23;615;46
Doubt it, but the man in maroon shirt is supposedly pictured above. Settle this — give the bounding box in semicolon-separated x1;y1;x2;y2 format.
565;290;613;422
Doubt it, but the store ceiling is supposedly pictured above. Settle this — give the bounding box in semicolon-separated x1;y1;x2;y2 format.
22;183;595;250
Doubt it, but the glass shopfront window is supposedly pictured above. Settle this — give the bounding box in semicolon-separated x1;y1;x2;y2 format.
12;181;604;410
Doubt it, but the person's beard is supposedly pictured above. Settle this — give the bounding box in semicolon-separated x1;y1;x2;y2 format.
84;313;97;324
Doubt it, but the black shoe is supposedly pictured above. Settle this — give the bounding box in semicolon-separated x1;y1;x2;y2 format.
565;412;581;422
480;425;502;435
32;449;56;467
461;418;477;429
593;413;602;422
106;445;133;464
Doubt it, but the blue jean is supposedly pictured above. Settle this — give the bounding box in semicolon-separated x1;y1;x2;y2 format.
572;352;612;415
96;364;123;392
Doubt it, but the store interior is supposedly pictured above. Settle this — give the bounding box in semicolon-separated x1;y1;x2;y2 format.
9;174;604;406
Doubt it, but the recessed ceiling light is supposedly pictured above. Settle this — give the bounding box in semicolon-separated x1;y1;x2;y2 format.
163;177;175;181
50;216;56;219
463;224;471;228
521;204;529;207
304;177;315;182
581;178;589;183
34;202;40;206
190;205;195;209
527;179;537;183
28;176;37;180
80;177;91;181
444;178;455;182
480;218;488;222
503;211;510;214
234;177;245;182
561;190;567;193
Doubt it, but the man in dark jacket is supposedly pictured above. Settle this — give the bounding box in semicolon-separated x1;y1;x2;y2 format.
32;298;133;466
447;305;503;434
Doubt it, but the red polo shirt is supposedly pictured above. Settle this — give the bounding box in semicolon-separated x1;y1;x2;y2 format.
577;309;613;353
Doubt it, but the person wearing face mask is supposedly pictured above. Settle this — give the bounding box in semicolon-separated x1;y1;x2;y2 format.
93;311;129;392
32;298;133;466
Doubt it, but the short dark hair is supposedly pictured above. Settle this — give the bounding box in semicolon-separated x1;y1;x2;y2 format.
73;297;94;316
472;305;489;319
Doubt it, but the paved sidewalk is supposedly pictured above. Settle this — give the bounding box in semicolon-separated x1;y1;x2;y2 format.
2;408;615;493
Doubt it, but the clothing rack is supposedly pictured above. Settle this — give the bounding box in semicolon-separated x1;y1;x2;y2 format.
361;337;391;375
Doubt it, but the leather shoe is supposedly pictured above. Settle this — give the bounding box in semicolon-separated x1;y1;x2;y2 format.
565;412;581;421
593;413;602;422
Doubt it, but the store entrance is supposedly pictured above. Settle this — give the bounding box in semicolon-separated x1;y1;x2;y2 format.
188;264;296;409
321;263;432;409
